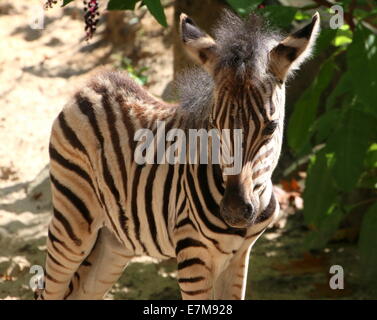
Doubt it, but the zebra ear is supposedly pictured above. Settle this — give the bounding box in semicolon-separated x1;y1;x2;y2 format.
180;13;218;72
269;12;320;82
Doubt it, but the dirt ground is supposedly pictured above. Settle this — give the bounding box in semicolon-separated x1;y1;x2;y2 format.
0;0;173;299
0;1;375;300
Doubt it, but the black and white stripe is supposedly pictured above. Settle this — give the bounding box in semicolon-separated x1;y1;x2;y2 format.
41;10;320;300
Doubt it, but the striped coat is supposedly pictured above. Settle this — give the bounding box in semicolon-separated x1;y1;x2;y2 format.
42;11;320;300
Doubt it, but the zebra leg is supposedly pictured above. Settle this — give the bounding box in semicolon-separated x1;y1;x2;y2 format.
43;208;99;300
176;247;214;299
43;147;104;299
213;245;253;300
65;227;132;300
213;207;278;300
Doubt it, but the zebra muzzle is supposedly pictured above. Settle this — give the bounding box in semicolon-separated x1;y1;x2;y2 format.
220;194;257;228
220;175;259;228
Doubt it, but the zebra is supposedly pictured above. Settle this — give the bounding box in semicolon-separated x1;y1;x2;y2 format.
41;10;320;300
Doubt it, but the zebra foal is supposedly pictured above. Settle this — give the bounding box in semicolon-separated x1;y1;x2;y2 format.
42;11;320;300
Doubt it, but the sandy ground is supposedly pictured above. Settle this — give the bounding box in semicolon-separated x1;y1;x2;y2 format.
0;1;172;188
0;1;375;300
0;0;174;299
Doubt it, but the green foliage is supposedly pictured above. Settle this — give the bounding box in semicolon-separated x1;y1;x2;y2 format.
287;58;335;152
282;0;377;286
107;0;167;27
328;107;375;192
359;202;377;286
258;5;297;29
107;0;139;10
226;0;297;30
143;0;168;27
226;0;262;16
333;25;352;47
346;25;377;111
62;0;74;6
365;143;377;169
303;151;338;228
115;55;149;86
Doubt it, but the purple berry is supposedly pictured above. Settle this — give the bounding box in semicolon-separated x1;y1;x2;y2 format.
84;0;99;40
44;0;58;9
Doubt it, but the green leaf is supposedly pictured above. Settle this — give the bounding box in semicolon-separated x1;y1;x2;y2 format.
325;71;352;110
258;5;297;30
143;0;167;27
326;26;377;117
62;0;75;6
346;25;377;113
287;58;335;153
365;143;377;169
359;202;377;286
304;206;343;249
333;25;353;47
328;107;377;192
294;10;311;21
334;35;352;47
358;169;377;189
107;0;139;10
314;109;340;144
303;150;338;227
225;0;262;16
315;28;338;54
354;7;377;21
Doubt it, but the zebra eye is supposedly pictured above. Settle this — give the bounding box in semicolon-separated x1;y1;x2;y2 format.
253;184;262;191
262;120;278;135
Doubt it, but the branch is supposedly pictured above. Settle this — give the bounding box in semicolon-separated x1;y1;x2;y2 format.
344;0;356;31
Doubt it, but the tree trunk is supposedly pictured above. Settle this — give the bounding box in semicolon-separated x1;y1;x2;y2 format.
104;11;140;55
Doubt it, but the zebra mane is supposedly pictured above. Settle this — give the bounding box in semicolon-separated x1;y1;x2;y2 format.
214;10;282;80
175;67;214;125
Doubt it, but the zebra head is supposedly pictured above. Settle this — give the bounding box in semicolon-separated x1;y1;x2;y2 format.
180;11;320;228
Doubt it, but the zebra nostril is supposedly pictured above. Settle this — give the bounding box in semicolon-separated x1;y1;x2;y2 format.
243;203;254;219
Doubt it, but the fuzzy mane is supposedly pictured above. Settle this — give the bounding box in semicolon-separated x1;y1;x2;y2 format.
176;68;214;124
214;11;282;80
176;11;282;124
